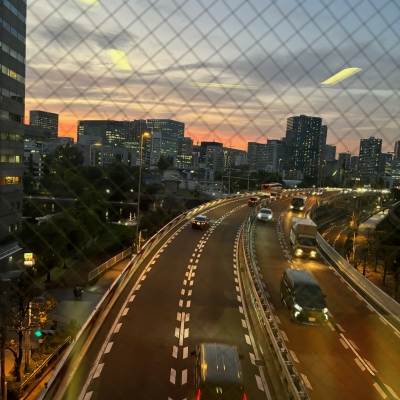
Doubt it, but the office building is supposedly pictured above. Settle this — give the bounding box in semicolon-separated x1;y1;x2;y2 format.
29;110;58;141
0;0;27;239
379;153;392;176
394;140;400;160
358;136;382;178
146;119;184;140
150;131;179;166
285;115;324;178
322;144;336;162
265;139;285;172
247;142;267;171
77;120;130;147
350;156;359;172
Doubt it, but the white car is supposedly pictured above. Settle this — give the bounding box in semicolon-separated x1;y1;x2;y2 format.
257;208;273;222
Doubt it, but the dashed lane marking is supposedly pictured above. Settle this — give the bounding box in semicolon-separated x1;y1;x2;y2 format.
183;347;188;359
274;315;281;324
373;382;387;399
355;358;365;371
339;338;349;349
245;334;251;345
172;346;178;358
104;342;113;354
83;392;93;400
255;375;264;391
93;363;104;379
379;317;388;325
336;323;345;332
239;306;243;314
289;350;299;363
113;323;122;333
385;385;400;399
301;373;313;390
241;319;247;328
122;307;129;317
129;295;135;302
348;340;359;350
170;368;176;384
237;295;242;302
364;359;378;373
280;331;288;341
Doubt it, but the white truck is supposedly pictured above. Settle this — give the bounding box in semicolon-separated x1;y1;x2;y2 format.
290;217;318;258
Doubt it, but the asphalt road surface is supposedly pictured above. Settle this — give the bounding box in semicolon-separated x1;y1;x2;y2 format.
253;196;400;400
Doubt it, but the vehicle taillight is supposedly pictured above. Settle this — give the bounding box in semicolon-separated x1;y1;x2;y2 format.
196;389;201;399
243;393;247;400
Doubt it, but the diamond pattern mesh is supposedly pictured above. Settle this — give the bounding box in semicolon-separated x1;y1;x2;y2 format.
26;0;400;152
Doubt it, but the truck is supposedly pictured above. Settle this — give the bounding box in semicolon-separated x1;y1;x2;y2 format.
290;217;318;258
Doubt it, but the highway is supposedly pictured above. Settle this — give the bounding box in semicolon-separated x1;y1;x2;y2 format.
74;199;272;400
253;195;400;400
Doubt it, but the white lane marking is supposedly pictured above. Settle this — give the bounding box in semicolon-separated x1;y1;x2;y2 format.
177;312;182;321
234;270;237;275
93;363;104;379
347;286;353;291
289;350;299;363
348;340;359;350
245;334;251;345
340;334;375;375
237;295;242;302
367;304;375;312
186;300;191;308
249;352;256;365
175;328;179;338
151;260;156;264
356;294;363;301
172;346;178;358
184;328;189;338
379;316;388;325
255;375;264;391
122;308;129;316
185;314;190;322
281;331;288;341
234;278;238;283
373;382;387;398
188;290;192;296
155;254;160;258
241;319;247;328
385;385;400;399
301;373;313;390
239;306;243;314
339;338;349;349
83;393;93;400
364;359;378;372
274;315;281;324
327;322;335;331
190;280;194;286
179;312;186;346
146;267;152;272
129;295;135;302
336;323;345;332
136;284;141;290
395;331;400;339
355;358;366;371
189;259;193;263
183;280;187;285
179;300;183;307
104;342;113;354
113;323;122;333
181;289;185;295
269;303;275;310
183;347;188;359
236;286;240;292
170;368;176;384
182;369;187;385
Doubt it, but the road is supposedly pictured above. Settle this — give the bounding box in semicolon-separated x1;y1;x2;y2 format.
72;199;271;400
253;196;400;400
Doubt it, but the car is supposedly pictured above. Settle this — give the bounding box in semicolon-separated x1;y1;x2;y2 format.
280;269;328;325
257;208;273;222
247;196;259;207
191;215;210;229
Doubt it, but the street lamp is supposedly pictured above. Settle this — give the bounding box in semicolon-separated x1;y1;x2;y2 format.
321;160;327;191
136;132;151;253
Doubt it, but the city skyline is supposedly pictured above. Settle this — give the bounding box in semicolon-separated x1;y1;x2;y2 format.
24;0;399;154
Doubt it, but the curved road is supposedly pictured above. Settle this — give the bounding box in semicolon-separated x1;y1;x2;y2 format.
75;199;271;400
253;196;400;400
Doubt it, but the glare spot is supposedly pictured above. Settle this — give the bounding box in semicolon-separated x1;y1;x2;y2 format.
320;68;362;86
192;82;258;90
75;0;99;5
106;49;132;71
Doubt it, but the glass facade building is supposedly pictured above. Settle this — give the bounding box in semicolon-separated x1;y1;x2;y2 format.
29;110;58;141
146;119;184;140
358;136;382;178
0;0;26;240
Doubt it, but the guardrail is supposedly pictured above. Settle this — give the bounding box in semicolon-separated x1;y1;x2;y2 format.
307;203;400;326
388;200;400;227
241;206;310;400
88;248;132;282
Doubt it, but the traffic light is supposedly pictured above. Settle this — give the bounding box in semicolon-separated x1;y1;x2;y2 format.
34;330;56;338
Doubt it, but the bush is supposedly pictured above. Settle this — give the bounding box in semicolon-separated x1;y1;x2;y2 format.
7;380;21;400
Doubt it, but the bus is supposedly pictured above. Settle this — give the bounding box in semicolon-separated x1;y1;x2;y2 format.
290;195;307;211
261;183;283;199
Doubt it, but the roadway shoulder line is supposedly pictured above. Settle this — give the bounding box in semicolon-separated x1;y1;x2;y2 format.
373;382;387;399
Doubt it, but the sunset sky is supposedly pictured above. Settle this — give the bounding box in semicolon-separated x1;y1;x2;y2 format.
25;0;399;154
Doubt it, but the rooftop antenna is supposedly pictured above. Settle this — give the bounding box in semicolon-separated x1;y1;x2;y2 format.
104;111;111;120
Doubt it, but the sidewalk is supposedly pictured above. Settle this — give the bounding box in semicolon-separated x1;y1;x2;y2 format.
358;208;389;232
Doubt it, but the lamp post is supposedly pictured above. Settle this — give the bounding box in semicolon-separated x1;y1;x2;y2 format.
136;132;151;253
321;160;327;191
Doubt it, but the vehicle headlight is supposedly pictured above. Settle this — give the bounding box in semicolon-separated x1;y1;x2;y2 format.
311;251;316;256
294;303;302;312
257;213;261;218
299;207;304;210
290;205;293;209
296;249;303;254
294;311;300;318
323;308;328;314
268;215;272;219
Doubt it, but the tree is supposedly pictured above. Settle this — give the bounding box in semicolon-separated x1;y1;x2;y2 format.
5;273;55;381
53;144;84;169
157;155;173;171
78;209;103;243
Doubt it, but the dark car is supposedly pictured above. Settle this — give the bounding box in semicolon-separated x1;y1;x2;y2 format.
193;343;246;399
191;215;210;229
247;196;259;207
280;268;328;325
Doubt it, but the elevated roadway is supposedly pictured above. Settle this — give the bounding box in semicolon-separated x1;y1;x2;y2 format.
253;195;400;400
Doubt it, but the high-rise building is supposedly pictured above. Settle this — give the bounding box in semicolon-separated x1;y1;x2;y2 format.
394;140;400;160
379;153;392;176
285;115;324;178
358;136;382;177
77;120;130;147
322;144;336;162
30;110;59;141
247;142;267;171
146;119;184;140
350;156;359;172
266;139;285;171
150;132;179;166
338;153;351;170
0;0;27;240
